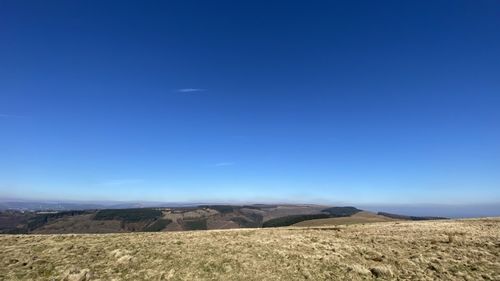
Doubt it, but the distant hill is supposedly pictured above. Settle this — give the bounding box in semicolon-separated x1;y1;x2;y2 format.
262;206;363;227
0;204;446;234
321;206;362;217
377;212;448;221
0;200;202;211
293;211;397;227
0;204;324;234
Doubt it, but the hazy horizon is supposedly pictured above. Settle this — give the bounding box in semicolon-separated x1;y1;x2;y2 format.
1;1;499;207
2;196;499;218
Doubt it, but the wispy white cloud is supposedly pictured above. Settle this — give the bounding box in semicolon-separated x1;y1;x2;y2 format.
214;162;235;167
176;88;206;93
0;113;26;118
99;179;144;186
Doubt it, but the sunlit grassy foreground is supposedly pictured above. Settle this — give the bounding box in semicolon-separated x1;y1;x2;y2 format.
1;218;499;280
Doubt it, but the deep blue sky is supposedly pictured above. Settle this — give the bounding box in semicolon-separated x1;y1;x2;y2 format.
1;1;499;204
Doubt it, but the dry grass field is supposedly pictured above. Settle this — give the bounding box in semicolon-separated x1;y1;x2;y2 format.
1;218;499;281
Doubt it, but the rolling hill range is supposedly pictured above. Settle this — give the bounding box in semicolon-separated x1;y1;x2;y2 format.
1;218;498;280
0;205;444;234
292;211;397;227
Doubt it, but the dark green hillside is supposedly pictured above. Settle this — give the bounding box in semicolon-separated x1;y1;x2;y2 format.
183;218;208;230
0;205;449;234
230;216;261;228
94;208;162;222
27;211;90;231
378;212;447;221
144;219;172;232
1;210;91;234
262;207;363;228
263;214;330;228
321;206;361;217
199;205;237;214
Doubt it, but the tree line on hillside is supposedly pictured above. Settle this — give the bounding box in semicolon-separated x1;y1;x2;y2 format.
263;207;362;228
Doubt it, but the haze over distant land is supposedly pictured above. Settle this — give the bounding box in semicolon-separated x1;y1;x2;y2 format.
1;197;499;218
359;203;500;218
1;1;499;211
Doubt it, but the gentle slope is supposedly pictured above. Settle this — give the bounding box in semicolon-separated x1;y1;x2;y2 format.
1;218;499;280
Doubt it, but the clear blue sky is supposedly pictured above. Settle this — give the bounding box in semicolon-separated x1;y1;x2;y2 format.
1;1;499;204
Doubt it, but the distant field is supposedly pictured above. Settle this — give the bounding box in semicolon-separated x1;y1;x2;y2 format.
1;218;499;280
293;211;396;227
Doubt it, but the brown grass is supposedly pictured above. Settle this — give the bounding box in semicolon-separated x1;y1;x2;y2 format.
1;218;499;280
